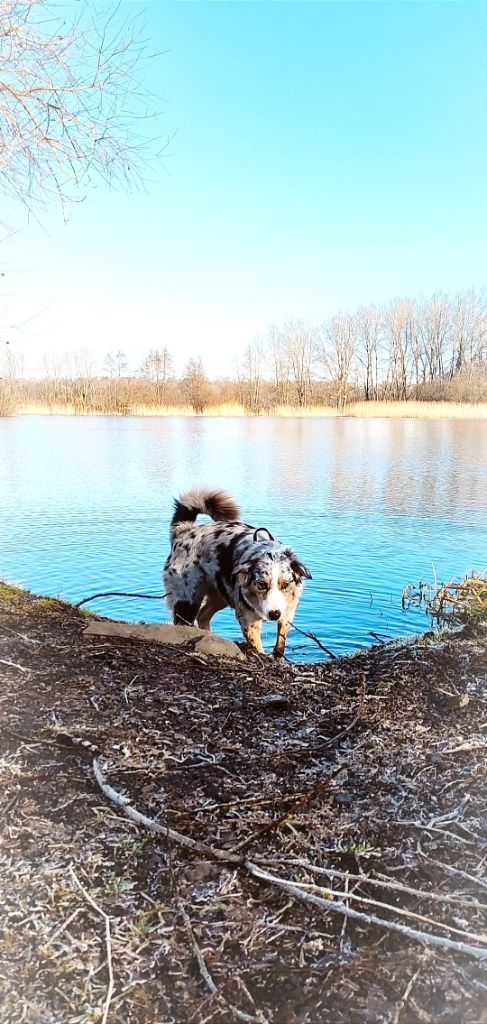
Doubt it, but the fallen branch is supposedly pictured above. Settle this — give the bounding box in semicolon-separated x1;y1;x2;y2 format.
246;863;487;961
256;858;487;910
92;758;487;962
93;758;240;865
392;957;426;1024
269;879;487;945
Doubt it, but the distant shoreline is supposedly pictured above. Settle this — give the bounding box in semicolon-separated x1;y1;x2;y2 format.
10;400;487;420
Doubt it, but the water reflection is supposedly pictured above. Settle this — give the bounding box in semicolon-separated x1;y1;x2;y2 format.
0;414;485;660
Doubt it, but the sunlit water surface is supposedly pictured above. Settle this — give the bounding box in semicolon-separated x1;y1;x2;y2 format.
1;415;485;660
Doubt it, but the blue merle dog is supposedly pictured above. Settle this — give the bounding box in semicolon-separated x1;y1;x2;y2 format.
164;488;311;657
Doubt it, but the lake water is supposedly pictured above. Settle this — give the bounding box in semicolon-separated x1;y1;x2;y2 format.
0;415;486;660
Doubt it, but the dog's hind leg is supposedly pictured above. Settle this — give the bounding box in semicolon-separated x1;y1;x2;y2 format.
196;592;227;631
173;600;200;626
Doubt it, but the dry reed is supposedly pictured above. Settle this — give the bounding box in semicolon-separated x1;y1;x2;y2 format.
403;570;487;626
15;400;487;420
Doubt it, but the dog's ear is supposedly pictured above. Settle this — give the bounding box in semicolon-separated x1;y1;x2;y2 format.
285;549;312;581
253;527;274;542
231;561;254;587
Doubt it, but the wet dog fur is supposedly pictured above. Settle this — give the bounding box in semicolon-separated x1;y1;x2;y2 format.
164;488;311;657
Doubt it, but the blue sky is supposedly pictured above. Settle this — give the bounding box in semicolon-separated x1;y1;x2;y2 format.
2;0;486;377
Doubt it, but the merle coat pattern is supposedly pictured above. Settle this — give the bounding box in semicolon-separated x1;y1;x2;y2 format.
164;488;311;657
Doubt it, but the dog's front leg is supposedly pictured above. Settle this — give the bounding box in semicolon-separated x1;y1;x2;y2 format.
273;619;290;658
273;597;300;658
237;614;265;654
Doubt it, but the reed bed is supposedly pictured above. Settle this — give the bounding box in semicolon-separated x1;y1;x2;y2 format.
344;400;487;420
15;399;487;419
429;572;487;625
403;570;487;626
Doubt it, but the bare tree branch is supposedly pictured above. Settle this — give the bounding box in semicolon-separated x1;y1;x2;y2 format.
0;0;167;211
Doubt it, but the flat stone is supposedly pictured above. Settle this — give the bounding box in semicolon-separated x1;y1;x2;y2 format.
426;752;444;765
193;634;245;659
83;620;245;660
334;792;353;806
257;693;291;711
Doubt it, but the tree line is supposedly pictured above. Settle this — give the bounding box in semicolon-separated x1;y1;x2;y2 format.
1;289;486;415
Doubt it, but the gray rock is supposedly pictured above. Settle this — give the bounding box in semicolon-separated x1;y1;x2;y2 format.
334;792;353;806
257;693;291;711
83;620;245;660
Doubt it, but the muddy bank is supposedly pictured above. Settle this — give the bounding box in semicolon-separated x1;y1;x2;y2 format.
1;581;486;1024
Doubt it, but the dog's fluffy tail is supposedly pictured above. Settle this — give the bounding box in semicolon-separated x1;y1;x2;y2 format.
170;488;241;538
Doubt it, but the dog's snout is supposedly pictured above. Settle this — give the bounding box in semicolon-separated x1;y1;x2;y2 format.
268;609;281;621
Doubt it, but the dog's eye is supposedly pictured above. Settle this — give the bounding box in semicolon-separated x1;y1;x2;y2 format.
280;580;291;590
257;581;268;592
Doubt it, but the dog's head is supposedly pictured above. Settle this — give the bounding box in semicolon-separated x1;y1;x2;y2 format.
234;547;312;622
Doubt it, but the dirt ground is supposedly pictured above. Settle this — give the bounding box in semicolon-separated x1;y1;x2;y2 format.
1;580;486;1024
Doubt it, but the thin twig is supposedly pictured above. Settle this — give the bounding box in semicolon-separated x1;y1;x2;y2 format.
306;715;361;755
392;957;426;1024
168;791;308;817
339;875;349;952
69;866;114;1024
419;852;487;893
177;894;218;995
0;658;28;672
163;795;259;1024
383;818;483;847
289;621;336;658
176;894;256;1023
76;590;166;607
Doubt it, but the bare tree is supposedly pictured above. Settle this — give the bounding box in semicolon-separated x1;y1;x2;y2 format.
355;305;381;401
268;324;292;405
140;347;173;382
450;290;487;375
69;348;96;410
384;299;416;399
182;357;211;414
104;350;128;379
0;0;165;210
1;340;24;379
237;338;265;413
419;293;451;383
281;320;317;407
139;347;174;405
0;340;22;412
319;312;357;407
